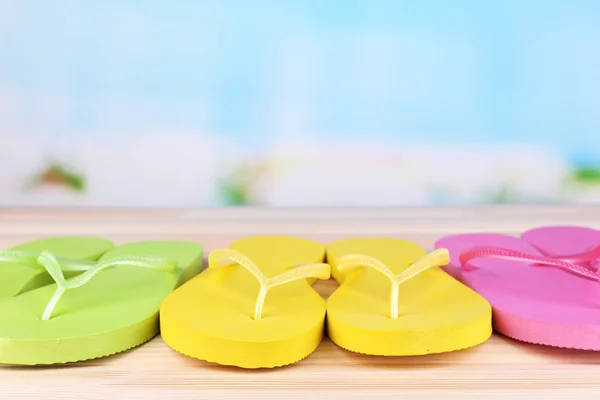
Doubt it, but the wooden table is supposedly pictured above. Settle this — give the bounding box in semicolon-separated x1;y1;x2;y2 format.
1;206;600;399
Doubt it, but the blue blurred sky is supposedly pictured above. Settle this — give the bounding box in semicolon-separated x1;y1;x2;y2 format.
1;0;600;164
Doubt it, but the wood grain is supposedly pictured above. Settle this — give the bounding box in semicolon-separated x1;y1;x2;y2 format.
0;206;599;399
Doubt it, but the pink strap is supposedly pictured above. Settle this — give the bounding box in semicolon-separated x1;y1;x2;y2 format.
459;246;600;282
552;244;600;269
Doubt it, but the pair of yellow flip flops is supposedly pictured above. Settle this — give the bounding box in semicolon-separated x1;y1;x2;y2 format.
160;236;492;368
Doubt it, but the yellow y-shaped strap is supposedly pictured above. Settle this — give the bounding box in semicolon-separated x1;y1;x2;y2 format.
337;249;450;318
209;249;331;320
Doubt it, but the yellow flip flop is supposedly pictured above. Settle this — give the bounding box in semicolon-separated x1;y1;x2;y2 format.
160;236;330;368
326;238;492;355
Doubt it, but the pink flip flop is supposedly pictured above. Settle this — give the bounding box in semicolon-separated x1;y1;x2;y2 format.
435;226;600;350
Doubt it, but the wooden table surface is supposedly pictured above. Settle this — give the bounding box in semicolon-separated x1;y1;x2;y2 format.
1;206;600;399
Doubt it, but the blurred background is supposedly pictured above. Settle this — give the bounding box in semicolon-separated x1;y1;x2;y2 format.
1;1;599;207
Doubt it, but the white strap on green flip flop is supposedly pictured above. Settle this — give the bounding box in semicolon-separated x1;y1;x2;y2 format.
35;251;178;320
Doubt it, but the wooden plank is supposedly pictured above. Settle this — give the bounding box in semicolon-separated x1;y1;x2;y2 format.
0;207;599;399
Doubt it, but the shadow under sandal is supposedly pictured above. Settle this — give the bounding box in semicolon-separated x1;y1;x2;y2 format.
160;236;330;369
0;236;114;301
0;241;203;365
326;238;492;356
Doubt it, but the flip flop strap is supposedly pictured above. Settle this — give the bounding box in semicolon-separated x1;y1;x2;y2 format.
336;249;450;318
0;250;96;271
459;246;600;282
38;251;178;320
208;248;330;320
552;244;600;269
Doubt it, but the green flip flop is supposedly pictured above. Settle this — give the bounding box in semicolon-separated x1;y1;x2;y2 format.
0;240;203;365
0;237;114;301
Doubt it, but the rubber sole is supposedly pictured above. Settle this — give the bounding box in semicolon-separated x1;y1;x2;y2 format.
161;317;325;369
494;309;600;351
327;311;492;356
0;312;158;365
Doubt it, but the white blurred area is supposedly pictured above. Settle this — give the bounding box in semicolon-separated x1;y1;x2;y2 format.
0;131;220;206
1;131;577;207
253;141;570;206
